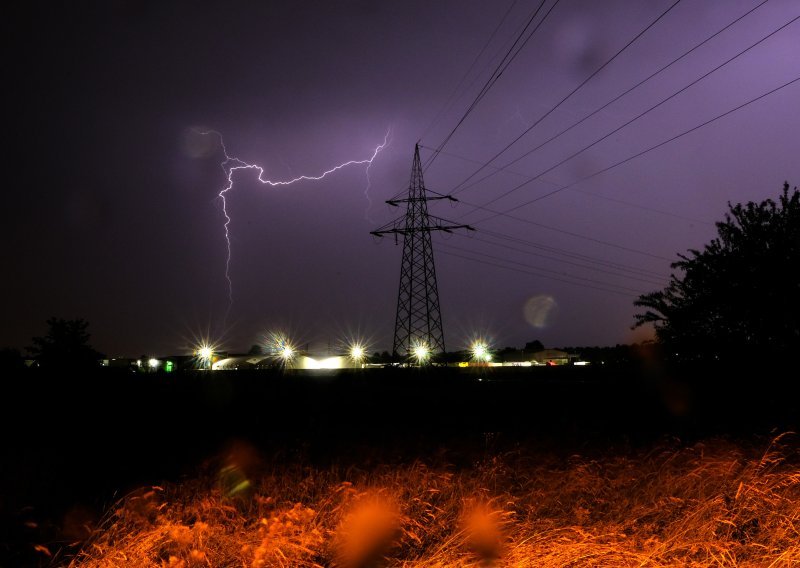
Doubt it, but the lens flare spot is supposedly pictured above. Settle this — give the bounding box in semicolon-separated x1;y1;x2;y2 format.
523;295;557;329
333;493;402;568
182;126;218;158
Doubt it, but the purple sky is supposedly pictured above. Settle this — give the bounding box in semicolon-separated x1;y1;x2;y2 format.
5;0;799;357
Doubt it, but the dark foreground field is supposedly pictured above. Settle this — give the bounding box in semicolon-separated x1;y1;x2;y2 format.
1;363;798;566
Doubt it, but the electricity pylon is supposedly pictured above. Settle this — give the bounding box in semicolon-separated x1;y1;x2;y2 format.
371;144;474;358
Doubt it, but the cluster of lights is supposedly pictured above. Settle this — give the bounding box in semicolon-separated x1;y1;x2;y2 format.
190;336;497;368
264;333;370;366
195;337;378;362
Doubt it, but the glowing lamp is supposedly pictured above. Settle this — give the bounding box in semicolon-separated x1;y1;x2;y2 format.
471;341;492;362
412;343;429;363
349;344;365;361
280;345;295;361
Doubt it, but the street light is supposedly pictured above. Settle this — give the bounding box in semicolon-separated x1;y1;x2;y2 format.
196;344;214;370
280;344;295;363
349;343;366;366
471;341;492;363
268;332;296;367
412;342;429;365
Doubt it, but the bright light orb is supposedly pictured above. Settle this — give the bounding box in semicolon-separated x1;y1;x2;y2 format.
349;344;365;361
280;345;295;361
412;343;429;363
268;332;296;363
148;358;159;368
471;341;492;362
198;346;213;360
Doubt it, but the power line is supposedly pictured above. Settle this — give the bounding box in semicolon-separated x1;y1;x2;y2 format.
450;0;771;199
468;74;800;224
440;241;651;293
419;144;713;226
420;0;519;142
424;0;561;172
459;15;800;219
457;232;667;285
422;3;543;148
477;229;669;278
445;0;683;193
438;247;644;298
448;195;675;261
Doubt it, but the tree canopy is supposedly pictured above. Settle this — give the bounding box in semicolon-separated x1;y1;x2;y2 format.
524;340;544;352
28;317;105;369
634;182;799;362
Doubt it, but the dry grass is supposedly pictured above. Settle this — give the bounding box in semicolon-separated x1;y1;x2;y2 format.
68;435;800;567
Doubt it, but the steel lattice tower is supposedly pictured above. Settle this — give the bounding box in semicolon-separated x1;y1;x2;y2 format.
371;144;473;357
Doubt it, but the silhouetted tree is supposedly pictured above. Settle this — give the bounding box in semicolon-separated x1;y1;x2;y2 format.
0;347;25;371
559;343;659;367
524;340;544;352
28;317;105;369
634;182;799;362
248;344;264;355
370;351;393;364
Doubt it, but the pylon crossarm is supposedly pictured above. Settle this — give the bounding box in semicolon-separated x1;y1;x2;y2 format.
370;218;405;236
433;223;474;232
386;195;457;206
426;189;459;202
372;224;472;237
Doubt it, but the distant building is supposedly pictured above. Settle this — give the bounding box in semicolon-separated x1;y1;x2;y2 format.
212;351;363;371
100;357;140;369
212;355;267;370
531;349;574;366
496;350;531;366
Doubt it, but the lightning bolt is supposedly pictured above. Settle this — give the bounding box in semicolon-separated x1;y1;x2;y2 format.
364;158;376;224
199;128;391;321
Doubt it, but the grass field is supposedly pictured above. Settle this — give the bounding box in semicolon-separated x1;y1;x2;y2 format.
66;434;800;567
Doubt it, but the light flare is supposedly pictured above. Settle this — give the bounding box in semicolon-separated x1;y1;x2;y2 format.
265;331;297;366
195;344;216;369
280;345;295;361
349;343;366;363
471;341;492;362
412;342;430;364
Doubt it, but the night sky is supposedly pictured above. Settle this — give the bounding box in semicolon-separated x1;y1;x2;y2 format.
5;0;798;357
